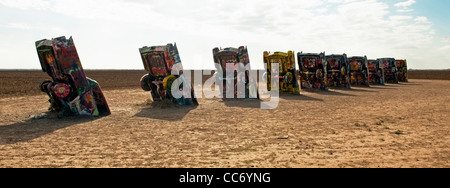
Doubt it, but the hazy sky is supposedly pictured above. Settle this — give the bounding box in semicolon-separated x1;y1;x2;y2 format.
0;0;449;70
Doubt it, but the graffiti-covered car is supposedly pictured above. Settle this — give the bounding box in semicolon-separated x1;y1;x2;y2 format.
297;52;328;90
263;51;300;94
213;46;259;99
140;43;198;105
325;54;351;89
396;59;408;82
378;58;398;84
348;56;370;87
36;36;110;116
368;59;385;85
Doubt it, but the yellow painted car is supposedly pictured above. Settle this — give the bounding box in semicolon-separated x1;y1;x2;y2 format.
263;51;300;94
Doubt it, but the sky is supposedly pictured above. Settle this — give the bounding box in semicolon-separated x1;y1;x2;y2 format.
0;0;449;70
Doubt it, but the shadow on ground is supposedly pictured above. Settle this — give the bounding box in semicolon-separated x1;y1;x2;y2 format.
303;89;357;96
363;85;394;90
134;102;197;121
279;93;324;101
0;113;96;145
397;82;423;86
222;92;324;108
223;98;262;109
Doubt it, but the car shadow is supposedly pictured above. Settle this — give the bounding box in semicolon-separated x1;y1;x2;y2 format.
383;83;402;87
303;89;356;97
397;82;423;86
364;84;393;89
223;98;262;109
347;87;378;93
0;113;96;145
134;103;197;121
222;93;324;108
278;93;324;101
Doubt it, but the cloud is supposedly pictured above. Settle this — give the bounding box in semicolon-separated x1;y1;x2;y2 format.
3;22;67;33
0;0;50;10
0;0;444;69
394;0;416;13
414;16;431;24
439;45;450;52
394;0;416;7
397;9;413;13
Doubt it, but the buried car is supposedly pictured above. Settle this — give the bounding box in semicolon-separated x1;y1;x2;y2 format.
263;51;300;94
368;59;385;85
378;58;398;84
36;36;110;116
139;43;198;105
348;56;370;87
324;54;351;89
297;52;328;90
213;46;259;99
396;59;408;82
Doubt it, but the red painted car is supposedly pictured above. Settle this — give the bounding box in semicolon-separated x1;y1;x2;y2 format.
348;56;370;87
297;52;328;90
139;43;198;106
36;36;110;116
325;54;351;89
368;59;385;85
378;58;398;84
213;46;259;99
396;59;408;82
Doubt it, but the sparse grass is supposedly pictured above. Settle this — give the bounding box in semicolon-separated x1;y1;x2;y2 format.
395;130;404;135
356;122;370;130
145;98;153;104
244;147;258;152
355;122;367;127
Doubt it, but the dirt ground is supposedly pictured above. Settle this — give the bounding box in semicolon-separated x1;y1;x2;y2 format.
0;71;449;168
409;70;450;80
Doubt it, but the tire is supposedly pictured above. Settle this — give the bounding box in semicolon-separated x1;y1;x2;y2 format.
40;80;53;93
140;74;153;91
52;83;71;99
191;89;199;106
285;72;294;84
163;75;177;94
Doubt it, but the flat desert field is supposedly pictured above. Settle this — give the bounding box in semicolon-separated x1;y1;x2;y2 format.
0;70;449;168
